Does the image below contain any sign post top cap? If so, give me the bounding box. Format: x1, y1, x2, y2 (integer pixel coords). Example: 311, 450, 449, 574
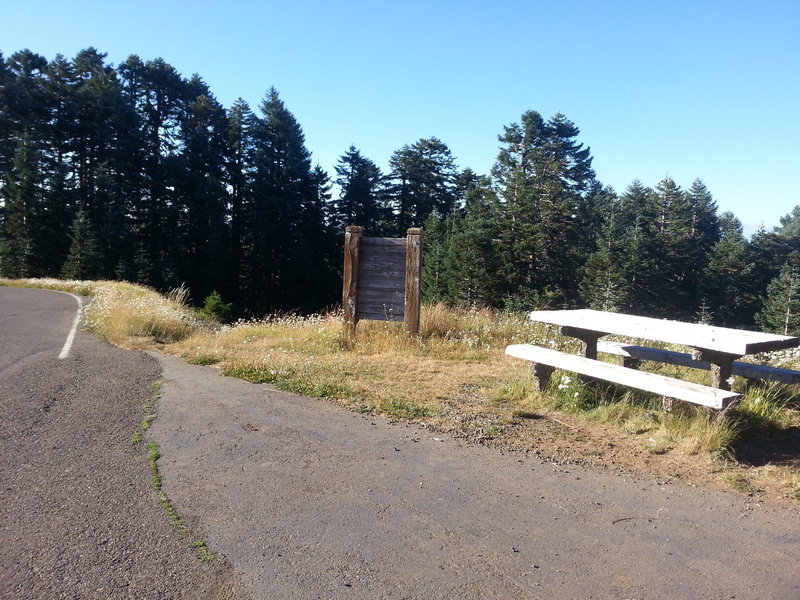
345, 225, 363, 233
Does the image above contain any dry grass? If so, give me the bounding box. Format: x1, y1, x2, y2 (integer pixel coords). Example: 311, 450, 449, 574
4, 278, 799, 501
169, 305, 552, 421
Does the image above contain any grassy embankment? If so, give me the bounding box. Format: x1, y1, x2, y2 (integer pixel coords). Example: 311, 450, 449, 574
3, 277, 798, 501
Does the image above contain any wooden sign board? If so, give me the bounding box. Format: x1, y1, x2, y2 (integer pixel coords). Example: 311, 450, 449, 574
342, 226, 422, 336
358, 237, 407, 321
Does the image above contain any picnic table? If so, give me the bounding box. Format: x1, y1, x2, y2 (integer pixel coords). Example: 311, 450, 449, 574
505, 309, 800, 410
527, 309, 800, 390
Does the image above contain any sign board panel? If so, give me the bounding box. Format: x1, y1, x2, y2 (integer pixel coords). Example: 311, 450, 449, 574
357, 237, 406, 321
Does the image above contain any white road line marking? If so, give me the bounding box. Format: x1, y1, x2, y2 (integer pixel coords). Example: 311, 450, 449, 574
57, 292, 84, 360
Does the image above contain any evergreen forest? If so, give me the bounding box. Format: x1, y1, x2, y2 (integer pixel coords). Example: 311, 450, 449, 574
2, 48, 799, 333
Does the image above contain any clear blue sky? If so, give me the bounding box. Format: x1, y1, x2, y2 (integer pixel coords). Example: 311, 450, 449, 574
3, 0, 798, 235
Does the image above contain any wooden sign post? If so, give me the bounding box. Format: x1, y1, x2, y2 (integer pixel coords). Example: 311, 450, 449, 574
342, 226, 422, 337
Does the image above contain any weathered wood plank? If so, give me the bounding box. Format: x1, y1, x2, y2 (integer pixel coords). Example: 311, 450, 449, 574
404, 228, 422, 336
358, 288, 405, 301
359, 259, 406, 272
506, 344, 741, 409
598, 341, 800, 385
342, 226, 362, 335
529, 309, 799, 356
360, 251, 403, 262
361, 237, 407, 249
357, 303, 404, 319
360, 267, 405, 279
359, 279, 406, 295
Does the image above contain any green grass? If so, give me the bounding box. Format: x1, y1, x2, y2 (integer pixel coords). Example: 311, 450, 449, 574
134, 383, 215, 561
722, 472, 759, 494
222, 364, 363, 401
132, 381, 161, 445
382, 398, 438, 419
147, 443, 162, 489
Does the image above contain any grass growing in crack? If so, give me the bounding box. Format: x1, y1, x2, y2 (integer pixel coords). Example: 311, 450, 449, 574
147, 443, 162, 489
133, 381, 162, 445
147, 441, 214, 561
191, 541, 214, 562
137, 384, 213, 562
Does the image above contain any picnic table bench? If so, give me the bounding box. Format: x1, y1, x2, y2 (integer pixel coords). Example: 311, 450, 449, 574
505, 309, 800, 410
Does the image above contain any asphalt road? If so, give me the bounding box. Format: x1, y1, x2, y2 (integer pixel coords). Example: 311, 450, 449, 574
0, 287, 245, 599
2, 286, 799, 599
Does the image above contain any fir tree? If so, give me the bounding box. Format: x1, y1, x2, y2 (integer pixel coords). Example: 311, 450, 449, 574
387, 137, 458, 235
491, 110, 595, 307
756, 265, 800, 335
444, 180, 500, 307
61, 209, 101, 279
175, 76, 230, 302
701, 212, 755, 325
332, 145, 386, 233
0, 131, 41, 277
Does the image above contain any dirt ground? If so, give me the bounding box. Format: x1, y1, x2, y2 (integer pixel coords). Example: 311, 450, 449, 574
416, 383, 800, 507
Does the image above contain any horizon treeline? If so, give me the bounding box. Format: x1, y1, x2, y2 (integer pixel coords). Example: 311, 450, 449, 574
2, 49, 800, 332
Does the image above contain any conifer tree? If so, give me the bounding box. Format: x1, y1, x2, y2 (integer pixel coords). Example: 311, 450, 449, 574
491, 110, 595, 307
746, 224, 800, 307
756, 264, 800, 335
118, 55, 187, 288
225, 98, 256, 303
387, 137, 458, 235
701, 212, 754, 325
443, 179, 500, 307
61, 209, 101, 279
242, 87, 330, 313
332, 145, 387, 233
175, 76, 230, 302
420, 211, 453, 304
0, 131, 40, 277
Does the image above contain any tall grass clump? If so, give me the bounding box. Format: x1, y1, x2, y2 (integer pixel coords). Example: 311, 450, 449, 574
84, 281, 203, 347
0, 277, 97, 297
730, 383, 795, 439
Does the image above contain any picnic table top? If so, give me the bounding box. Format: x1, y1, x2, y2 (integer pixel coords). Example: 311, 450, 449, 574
528, 309, 800, 357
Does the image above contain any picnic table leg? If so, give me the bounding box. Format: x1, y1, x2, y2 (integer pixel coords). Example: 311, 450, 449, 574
530, 363, 555, 391
560, 327, 605, 360
692, 349, 740, 391
559, 327, 607, 386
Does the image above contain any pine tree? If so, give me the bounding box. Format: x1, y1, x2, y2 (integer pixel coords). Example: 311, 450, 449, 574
332, 145, 387, 233
242, 87, 327, 313
420, 211, 453, 304
491, 110, 595, 307
443, 180, 501, 307
225, 98, 256, 304
756, 265, 800, 335
61, 209, 101, 279
746, 225, 798, 306
775, 205, 800, 237
0, 131, 41, 277
387, 137, 459, 235
118, 55, 187, 288
701, 212, 755, 325
175, 75, 230, 303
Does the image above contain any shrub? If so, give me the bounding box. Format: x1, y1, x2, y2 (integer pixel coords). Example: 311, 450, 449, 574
198, 290, 233, 323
